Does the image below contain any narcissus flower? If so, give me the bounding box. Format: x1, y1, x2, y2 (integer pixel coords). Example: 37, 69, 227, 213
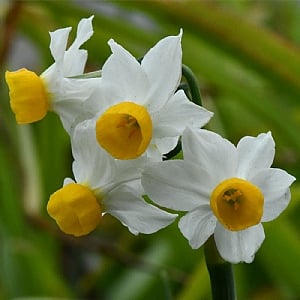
5, 16, 98, 133
90, 30, 213, 160
142, 127, 295, 263
47, 120, 176, 237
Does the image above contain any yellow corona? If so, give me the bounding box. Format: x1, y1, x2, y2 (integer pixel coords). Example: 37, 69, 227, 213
210, 178, 264, 231
47, 183, 102, 236
5, 68, 49, 124
96, 101, 152, 159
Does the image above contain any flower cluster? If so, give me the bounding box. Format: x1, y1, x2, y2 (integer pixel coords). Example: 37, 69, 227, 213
5, 17, 295, 264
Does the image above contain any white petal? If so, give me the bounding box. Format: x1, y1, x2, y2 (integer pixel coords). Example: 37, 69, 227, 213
152, 90, 213, 137
63, 177, 75, 186
51, 78, 99, 133
113, 158, 146, 183
101, 39, 149, 104
81, 84, 107, 114
45, 17, 94, 78
126, 179, 145, 197
103, 185, 177, 235
69, 16, 94, 50
142, 160, 213, 211
54, 98, 84, 134
145, 144, 162, 162
141, 30, 182, 111
49, 27, 71, 67
71, 119, 116, 189
214, 223, 265, 263
93, 81, 122, 113
54, 77, 98, 102
178, 206, 216, 249
64, 16, 94, 76
250, 168, 295, 222
63, 49, 88, 77
182, 127, 237, 182
236, 132, 275, 179
153, 136, 179, 157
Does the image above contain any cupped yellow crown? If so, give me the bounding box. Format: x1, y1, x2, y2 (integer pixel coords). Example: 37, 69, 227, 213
5, 68, 49, 124
96, 101, 152, 160
47, 183, 102, 237
210, 178, 264, 231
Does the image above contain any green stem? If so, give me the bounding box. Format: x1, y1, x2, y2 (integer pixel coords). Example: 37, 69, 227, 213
160, 270, 173, 300
164, 64, 203, 160
182, 64, 203, 106
204, 236, 237, 300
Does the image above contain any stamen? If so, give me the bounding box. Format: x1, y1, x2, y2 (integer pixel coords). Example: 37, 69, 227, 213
223, 189, 242, 210
117, 115, 140, 138
117, 115, 139, 128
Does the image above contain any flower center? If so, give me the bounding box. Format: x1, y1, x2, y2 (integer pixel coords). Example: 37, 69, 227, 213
210, 178, 264, 231
5, 68, 49, 124
96, 101, 152, 159
47, 183, 102, 236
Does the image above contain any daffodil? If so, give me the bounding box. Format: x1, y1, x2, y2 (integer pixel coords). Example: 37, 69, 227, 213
89, 30, 213, 160
5, 16, 98, 133
47, 119, 177, 237
142, 127, 295, 263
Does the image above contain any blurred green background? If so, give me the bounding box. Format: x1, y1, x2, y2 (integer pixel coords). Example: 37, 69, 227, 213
1, 1, 300, 299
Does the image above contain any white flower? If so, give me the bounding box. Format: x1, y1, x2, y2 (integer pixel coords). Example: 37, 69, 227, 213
142, 127, 295, 263
47, 119, 176, 237
5, 16, 98, 133
88, 30, 213, 160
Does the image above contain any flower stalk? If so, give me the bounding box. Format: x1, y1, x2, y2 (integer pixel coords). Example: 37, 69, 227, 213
164, 64, 205, 160
204, 236, 236, 300
182, 64, 203, 106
